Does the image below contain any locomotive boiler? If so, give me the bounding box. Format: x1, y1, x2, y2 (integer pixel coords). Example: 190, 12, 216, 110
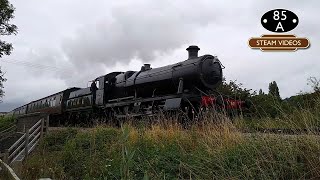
109, 45, 223, 99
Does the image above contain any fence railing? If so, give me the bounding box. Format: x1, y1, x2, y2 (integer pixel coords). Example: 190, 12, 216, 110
4, 117, 47, 164
0, 123, 16, 141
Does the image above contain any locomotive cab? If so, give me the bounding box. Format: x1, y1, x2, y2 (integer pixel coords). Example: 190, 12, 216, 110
92, 78, 103, 106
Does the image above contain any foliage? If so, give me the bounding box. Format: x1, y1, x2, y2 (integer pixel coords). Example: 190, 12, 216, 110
0, 0, 17, 57
41, 128, 78, 151
249, 93, 282, 118
258, 88, 264, 95
307, 77, 320, 93
0, 115, 15, 131
216, 79, 284, 118
21, 117, 320, 179
215, 77, 320, 119
216, 78, 255, 99
0, 0, 17, 101
268, 81, 281, 100
20, 97, 320, 179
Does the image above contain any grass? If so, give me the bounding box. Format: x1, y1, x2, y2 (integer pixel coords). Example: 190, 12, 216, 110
0, 159, 17, 180
17, 94, 320, 179
235, 96, 320, 131
20, 118, 320, 179
0, 116, 15, 132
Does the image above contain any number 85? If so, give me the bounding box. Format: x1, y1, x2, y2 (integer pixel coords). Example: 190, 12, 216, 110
273, 10, 287, 20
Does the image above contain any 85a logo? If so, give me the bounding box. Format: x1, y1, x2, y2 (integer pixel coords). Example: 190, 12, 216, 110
261, 9, 298, 33
248, 9, 310, 52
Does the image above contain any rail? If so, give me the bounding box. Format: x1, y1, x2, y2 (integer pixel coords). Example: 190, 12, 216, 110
4, 117, 47, 164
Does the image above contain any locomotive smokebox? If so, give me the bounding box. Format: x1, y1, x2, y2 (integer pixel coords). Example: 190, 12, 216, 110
186, 45, 200, 59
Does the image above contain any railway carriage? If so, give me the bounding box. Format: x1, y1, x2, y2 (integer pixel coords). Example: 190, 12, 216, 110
12, 105, 27, 116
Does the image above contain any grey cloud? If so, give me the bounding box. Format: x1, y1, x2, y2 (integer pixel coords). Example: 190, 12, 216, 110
61, 0, 219, 70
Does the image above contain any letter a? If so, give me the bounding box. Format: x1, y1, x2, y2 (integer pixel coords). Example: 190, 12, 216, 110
275, 22, 284, 32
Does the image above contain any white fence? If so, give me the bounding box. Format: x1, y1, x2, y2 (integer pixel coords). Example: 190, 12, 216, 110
3, 117, 48, 164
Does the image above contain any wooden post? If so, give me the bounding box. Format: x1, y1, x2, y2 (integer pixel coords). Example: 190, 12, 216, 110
40, 118, 44, 140
24, 128, 29, 158
46, 115, 49, 134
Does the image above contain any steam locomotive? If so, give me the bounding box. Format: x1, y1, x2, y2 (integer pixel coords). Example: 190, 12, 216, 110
10, 46, 247, 125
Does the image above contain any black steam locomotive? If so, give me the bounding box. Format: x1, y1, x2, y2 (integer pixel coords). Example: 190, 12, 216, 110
10, 45, 244, 125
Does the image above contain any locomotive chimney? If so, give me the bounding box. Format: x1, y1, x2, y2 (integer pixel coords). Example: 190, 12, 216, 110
144, 64, 151, 70
141, 64, 151, 71
186, 45, 200, 59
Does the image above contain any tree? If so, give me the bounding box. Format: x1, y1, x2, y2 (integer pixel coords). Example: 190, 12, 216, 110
0, 0, 17, 101
268, 81, 281, 100
258, 89, 264, 95
216, 78, 254, 100
0, 0, 17, 57
307, 77, 320, 93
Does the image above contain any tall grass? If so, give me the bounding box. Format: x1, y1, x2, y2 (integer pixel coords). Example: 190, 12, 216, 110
0, 116, 15, 131
235, 93, 320, 131
20, 109, 320, 179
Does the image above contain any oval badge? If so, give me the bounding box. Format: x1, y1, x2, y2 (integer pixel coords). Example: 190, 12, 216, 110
261, 9, 299, 33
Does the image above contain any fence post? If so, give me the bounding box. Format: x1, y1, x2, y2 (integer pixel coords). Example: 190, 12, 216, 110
24, 128, 29, 158
40, 118, 44, 140
46, 115, 49, 134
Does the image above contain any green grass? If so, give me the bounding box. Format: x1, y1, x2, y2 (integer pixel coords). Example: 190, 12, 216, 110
234, 94, 320, 131
19, 94, 320, 179
0, 116, 15, 131
20, 121, 320, 179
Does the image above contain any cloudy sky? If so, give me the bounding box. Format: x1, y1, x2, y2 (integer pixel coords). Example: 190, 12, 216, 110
0, 0, 319, 111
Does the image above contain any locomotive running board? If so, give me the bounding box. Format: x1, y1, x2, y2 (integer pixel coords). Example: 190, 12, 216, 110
108, 96, 135, 102
104, 94, 196, 108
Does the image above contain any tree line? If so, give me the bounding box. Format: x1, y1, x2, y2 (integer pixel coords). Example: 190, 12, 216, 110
217, 77, 320, 118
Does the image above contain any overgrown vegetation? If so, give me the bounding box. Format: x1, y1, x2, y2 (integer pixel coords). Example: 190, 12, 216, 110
21, 107, 320, 179
20, 124, 320, 179
217, 77, 320, 119
0, 115, 15, 131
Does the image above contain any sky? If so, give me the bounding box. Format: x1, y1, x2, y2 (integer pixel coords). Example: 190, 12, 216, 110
0, 0, 319, 111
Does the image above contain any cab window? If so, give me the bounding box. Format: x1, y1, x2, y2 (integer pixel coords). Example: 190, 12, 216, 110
95, 80, 100, 89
